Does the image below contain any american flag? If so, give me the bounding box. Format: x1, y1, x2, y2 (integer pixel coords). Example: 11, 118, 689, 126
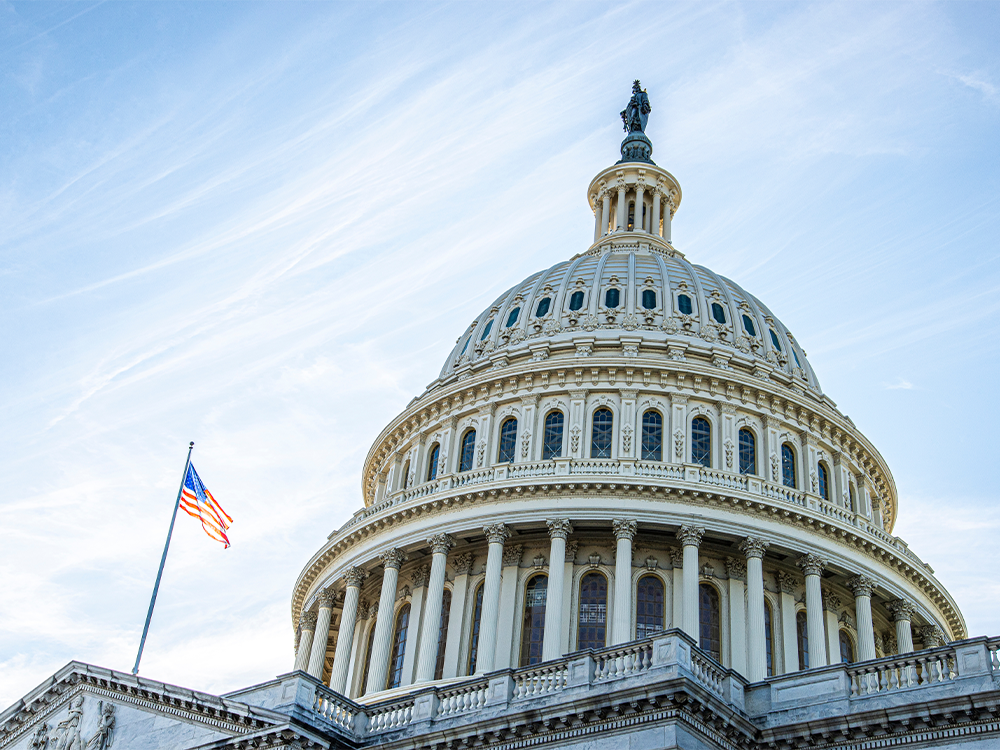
179, 464, 232, 548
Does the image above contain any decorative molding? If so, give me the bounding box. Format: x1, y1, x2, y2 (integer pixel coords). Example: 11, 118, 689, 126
725, 557, 746, 582
451, 552, 474, 575
776, 571, 797, 594
410, 564, 430, 588
502, 544, 523, 567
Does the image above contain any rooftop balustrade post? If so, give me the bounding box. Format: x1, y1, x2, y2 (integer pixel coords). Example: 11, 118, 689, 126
485, 673, 514, 707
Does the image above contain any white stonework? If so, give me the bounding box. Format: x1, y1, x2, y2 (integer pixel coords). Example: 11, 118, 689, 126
4, 86, 999, 750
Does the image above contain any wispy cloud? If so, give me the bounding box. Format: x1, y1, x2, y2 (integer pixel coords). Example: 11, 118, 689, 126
884, 378, 916, 390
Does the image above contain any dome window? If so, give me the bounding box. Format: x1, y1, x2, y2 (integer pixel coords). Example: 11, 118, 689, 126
497, 418, 517, 463
742, 314, 757, 337
590, 408, 614, 458
678, 294, 693, 315
577, 572, 608, 650
711, 303, 726, 325
635, 575, 664, 639
691, 417, 711, 467
791, 348, 802, 368
459, 430, 477, 472
641, 290, 656, 309
738, 428, 756, 475
818, 463, 830, 501
535, 297, 551, 317
387, 604, 411, 689
641, 410, 663, 461
426, 444, 440, 482
769, 329, 782, 351
605, 288, 620, 308
699, 584, 721, 662
506, 307, 520, 327
460, 337, 471, 355
569, 291, 585, 311
480, 320, 494, 341
519, 574, 548, 666
781, 444, 796, 488
543, 411, 564, 459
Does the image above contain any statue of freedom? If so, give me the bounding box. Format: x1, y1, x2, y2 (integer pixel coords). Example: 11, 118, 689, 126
620, 80, 651, 133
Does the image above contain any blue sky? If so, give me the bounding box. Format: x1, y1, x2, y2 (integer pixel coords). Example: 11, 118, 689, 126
2, 1, 998, 707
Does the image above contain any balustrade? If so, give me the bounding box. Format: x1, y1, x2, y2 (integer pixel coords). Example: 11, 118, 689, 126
312, 685, 359, 732
593, 642, 652, 681
849, 650, 955, 696
512, 663, 568, 699
436, 680, 489, 718
689, 649, 725, 697
366, 699, 414, 733
988, 638, 1000, 673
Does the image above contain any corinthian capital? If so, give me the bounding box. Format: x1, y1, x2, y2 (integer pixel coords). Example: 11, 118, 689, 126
427, 533, 456, 555
318, 588, 336, 608
677, 525, 705, 548
452, 552, 474, 575
887, 598, 915, 622
547, 519, 573, 539
846, 574, 875, 598
301, 611, 317, 630
483, 523, 511, 545
612, 518, 638, 541
502, 544, 523, 567
739, 536, 770, 560
919, 625, 945, 647
344, 566, 369, 588
796, 553, 826, 577
380, 548, 406, 571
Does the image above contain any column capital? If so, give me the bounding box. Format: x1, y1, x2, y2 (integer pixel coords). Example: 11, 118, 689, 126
344, 566, 369, 588
847, 574, 876, 598
452, 552, 474, 575
739, 536, 770, 560
317, 588, 336, 608
483, 523, 511, 545
380, 548, 406, 570
677, 525, 705, 547
725, 556, 746, 582
546, 519, 573, 539
427, 533, 456, 555
776, 570, 798, 594
796, 553, 827, 576
301, 610, 317, 630
919, 625, 945, 647
668, 546, 684, 568
502, 543, 523, 567
887, 598, 915, 622
822, 589, 842, 612
410, 563, 430, 588
612, 518, 638, 541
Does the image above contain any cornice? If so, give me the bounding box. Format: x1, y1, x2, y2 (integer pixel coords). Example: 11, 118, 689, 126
291, 475, 962, 643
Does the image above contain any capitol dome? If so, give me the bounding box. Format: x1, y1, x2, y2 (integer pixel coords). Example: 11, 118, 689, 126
289, 83, 965, 708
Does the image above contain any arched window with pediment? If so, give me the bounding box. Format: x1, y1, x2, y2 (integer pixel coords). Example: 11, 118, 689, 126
577, 572, 608, 650
839, 630, 855, 664
459, 430, 476, 473
543, 411, 564, 459
433, 589, 452, 680
782, 444, 797, 488
641, 410, 663, 461
699, 584, 721, 661
497, 418, 517, 463
818, 462, 830, 500
467, 582, 485, 675
796, 610, 809, 670
426, 444, 440, 482
386, 604, 411, 689
636, 575, 665, 639
591, 408, 614, 458
520, 574, 548, 666
738, 428, 756, 475
692, 417, 711, 467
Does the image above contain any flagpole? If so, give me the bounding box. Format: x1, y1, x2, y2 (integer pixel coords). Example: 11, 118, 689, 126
132, 441, 194, 675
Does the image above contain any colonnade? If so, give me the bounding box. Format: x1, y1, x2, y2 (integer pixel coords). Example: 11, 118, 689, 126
592, 179, 676, 243
298, 521, 924, 695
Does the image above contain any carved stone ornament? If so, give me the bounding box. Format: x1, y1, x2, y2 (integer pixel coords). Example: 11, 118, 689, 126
673, 429, 685, 458
612, 518, 638, 541
770, 452, 779, 481
700, 563, 715, 578
796, 553, 826, 577
739, 536, 769, 560
668, 547, 684, 568
645, 556, 658, 571
677, 525, 705, 547
344, 566, 369, 588
29, 722, 50, 750
822, 589, 842, 612
725, 557, 746, 582
565, 540, 579, 562
428, 533, 456, 555
621, 423, 633, 453
410, 564, 430, 588
547, 518, 573, 539
840, 612, 856, 628
887, 598, 915, 622
318, 588, 337, 608
724, 438, 734, 468
847, 574, 875, 598
776, 571, 797, 594
484, 523, 511, 545
919, 625, 946, 647
533, 554, 546, 569
380, 548, 406, 570
397, 585, 411, 601
302, 610, 318, 630
588, 553, 602, 568
503, 544, 523, 567
368, 601, 380, 619
452, 552, 474, 575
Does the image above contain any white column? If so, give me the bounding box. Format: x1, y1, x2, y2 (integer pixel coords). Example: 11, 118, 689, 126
294, 611, 316, 672
442, 553, 472, 679
475, 524, 510, 674
400, 574, 425, 686
602, 192, 612, 236
726, 557, 747, 677
330, 567, 367, 693
593, 194, 603, 242
741, 537, 770, 682
616, 180, 627, 231
345, 602, 369, 697
494, 544, 522, 669
307, 589, 336, 679
823, 590, 842, 663
651, 191, 661, 238
664, 192, 675, 242
670, 548, 683, 628
365, 548, 406, 694
777, 572, 798, 673
847, 575, 877, 661
888, 599, 915, 653
611, 519, 637, 645
797, 554, 827, 668
415, 534, 455, 683
678, 525, 704, 640
633, 184, 644, 232
542, 519, 572, 660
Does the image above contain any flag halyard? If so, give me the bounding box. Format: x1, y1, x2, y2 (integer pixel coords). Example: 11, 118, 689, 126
179, 464, 233, 548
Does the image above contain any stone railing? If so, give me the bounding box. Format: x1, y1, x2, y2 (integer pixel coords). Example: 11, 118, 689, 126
848, 649, 955, 696
366, 696, 414, 733
987, 637, 1000, 674
312, 683, 362, 732
512, 661, 568, 698
698, 467, 748, 492
435, 679, 489, 718
593, 641, 653, 681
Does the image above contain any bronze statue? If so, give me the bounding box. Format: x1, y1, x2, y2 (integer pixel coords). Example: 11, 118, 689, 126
620, 80, 651, 133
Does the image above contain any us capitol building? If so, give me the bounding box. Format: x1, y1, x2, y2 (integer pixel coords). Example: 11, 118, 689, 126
4, 84, 999, 750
